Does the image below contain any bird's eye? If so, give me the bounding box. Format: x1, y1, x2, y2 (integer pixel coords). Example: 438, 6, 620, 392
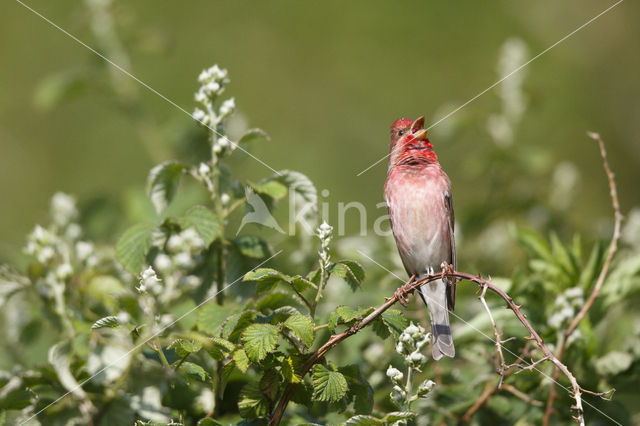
398, 130, 405, 136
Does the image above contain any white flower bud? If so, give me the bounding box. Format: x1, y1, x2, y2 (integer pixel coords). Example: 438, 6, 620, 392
65, 223, 82, 240
220, 193, 230, 205
198, 162, 210, 176
167, 234, 184, 253
154, 253, 172, 272
174, 252, 194, 269
56, 263, 73, 280
193, 108, 207, 122
219, 97, 235, 116
38, 246, 55, 263
51, 192, 78, 227
206, 82, 220, 94
195, 90, 208, 104
75, 241, 94, 261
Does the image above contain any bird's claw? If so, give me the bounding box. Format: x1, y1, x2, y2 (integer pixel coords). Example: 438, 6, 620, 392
391, 278, 415, 307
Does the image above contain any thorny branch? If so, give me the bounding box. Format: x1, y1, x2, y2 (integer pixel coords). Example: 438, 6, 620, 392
270, 268, 600, 426
269, 133, 618, 426
543, 132, 622, 426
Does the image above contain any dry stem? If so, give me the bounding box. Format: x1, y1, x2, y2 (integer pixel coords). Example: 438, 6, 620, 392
543, 133, 622, 425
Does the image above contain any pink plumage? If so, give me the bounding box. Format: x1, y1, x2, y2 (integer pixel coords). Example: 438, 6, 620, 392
384, 116, 457, 360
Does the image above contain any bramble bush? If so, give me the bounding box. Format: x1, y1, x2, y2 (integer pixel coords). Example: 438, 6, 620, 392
2, 6, 640, 424
2, 63, 640, 426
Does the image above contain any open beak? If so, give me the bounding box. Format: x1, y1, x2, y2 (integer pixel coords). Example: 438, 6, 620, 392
410, 116, 425, 132
412, 129, 427, 140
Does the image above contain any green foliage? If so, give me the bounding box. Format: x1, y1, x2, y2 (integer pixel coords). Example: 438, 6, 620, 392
3, 44, 640, 426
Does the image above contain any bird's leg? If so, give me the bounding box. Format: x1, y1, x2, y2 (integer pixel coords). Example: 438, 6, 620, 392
389, 274, 416, 306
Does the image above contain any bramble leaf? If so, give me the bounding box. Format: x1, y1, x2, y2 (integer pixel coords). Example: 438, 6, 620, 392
147, 161, 186, 214
238, 382, 269, 419
91, 316, 121, 330
283, 314, 315, 348
178, 205, 220, 246
242, 324, 279, 362
115, 223, 154, 274
312, 364, 348, 403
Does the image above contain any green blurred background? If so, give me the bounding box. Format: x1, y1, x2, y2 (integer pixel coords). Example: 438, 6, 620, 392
1, 0, 639, 261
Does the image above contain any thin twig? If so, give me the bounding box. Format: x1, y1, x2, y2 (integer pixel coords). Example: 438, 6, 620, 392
479, 283, 508, 388
544, 133, 622, 425
502, 383, 543, 407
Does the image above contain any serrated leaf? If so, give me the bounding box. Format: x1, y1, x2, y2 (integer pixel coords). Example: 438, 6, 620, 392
115, 223, 154, 274
595, 351, 633, 376
49, 342, 87, 400
281, 356, 301, 383
249, 180, 288, 201
243, 268, 292, 285
271, 170, 317, 220
312, 364, 348, 402
331, 260, 365, 291
383, 411, 416, 422
197, 302, 235, 335
283, 314, 315, 348
91, 316, 121, 330
147, 161, 186, 214
242, 324, 279, 362
238, 382, 269, 419
179, 361, 209, 381
238, 128, 270, 144
233, 349, 250, 373
211, 337, 235, 353
235, 235, 270, 259
343, 415, 382, 426
381, 310, 408, 339
340, 364, 374, 415
178, 205, 220, 246
169, 339, 202, 358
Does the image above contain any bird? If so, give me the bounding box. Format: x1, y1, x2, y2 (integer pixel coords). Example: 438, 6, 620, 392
384, 116, 457, 360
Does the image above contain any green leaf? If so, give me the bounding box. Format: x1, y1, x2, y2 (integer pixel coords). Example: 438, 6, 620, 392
91, 316, 121, 330
244, 268, 292, 285
272, 170, 318, 219
0, 383, 35, 410
147, 161, 186, 214
517, 228, 553, 263
381, 310, 408, 339
238, 128, 270, 144
249, 180, 288, 201
198, 418, 223, 426
179, 361, 209, 382
340, 364, 374, 414
197, 302, 235, 335
312, 364, 348, 402
211, 337, 235, 353
283, 314, 315, 348
115, 223, 154, 274
235, 235, 270, 259
178, 205, 220, 246
331, 260, 365, 291
343, 415, 382, 426
383, 412, 416, 422
169, 339, 202, 358
49, 341, 87, 400
242, 324, 279, 362
233, 349, 250, 373
595, 351, 633, 376
238, 382, 269, 419
281, 356, 301, 383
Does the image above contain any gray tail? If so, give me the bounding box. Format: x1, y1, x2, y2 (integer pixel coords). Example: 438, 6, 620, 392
418, 279, 455, 360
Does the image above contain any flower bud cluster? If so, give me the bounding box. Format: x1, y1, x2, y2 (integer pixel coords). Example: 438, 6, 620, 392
547, 286, 584, 329
316, 221, 333, 272
137, 266, 162, 295
395, 322, 431, 368
192, 65, 237, 159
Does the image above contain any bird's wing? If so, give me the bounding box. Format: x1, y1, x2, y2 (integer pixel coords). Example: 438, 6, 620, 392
444, 192, 456, 310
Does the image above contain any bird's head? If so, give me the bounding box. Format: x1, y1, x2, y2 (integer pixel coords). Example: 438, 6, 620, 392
388, 116, 437, 170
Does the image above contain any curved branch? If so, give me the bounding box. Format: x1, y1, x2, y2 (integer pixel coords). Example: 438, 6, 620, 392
544, 132, 622, 425
269, 269, 590, 425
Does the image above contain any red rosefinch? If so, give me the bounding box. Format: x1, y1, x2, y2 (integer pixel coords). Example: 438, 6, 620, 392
384, 116, 457, 360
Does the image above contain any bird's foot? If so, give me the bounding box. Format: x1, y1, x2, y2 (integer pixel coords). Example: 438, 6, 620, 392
388, 276, 416, 306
